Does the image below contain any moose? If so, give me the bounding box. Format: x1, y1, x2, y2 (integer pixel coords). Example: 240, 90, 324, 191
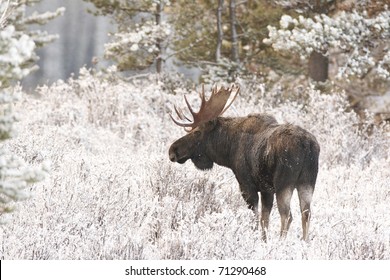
168, 84, 320, 241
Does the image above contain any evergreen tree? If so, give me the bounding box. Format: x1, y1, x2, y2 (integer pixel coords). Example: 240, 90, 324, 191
84, 0, 171, 73
171, 0, 294, 81
0, 0, 63, 221
264, 1, 390, 81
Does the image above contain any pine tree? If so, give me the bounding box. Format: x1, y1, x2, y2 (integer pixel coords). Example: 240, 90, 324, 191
171, 0, 293, 82
0, 0, 63, 222
84, 0, 171, 73
264, 1, 390, 81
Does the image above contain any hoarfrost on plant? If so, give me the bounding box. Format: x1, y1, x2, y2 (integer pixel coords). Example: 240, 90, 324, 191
264, 9, 390, 79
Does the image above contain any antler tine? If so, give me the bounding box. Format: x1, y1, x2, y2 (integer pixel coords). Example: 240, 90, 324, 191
169, 102, 194, 127
183, 95, 198, 117
174, 105, 192, 122
220, 83, 240, 115
169, 112, 191, 127
211, 84, 217, 94
198, 83, 207, 111
211, 84, 219, 98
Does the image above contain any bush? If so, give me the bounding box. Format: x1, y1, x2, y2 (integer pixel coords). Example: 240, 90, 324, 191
1, 72, 389, 259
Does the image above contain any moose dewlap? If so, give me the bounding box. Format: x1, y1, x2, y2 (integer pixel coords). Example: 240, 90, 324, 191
168, 84, 320, 241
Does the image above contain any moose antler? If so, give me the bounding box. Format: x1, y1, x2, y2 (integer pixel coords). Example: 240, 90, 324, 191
170, 84, 240, 132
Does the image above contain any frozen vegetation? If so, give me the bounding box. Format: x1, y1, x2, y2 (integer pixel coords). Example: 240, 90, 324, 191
0, 70, 389, 259
264, 9, 390, 80
0, 0, 62, 223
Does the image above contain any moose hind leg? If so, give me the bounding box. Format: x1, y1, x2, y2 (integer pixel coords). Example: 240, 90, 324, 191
276, 187, 293, 239
260, 192, 274, 242
297, 185, 314, 241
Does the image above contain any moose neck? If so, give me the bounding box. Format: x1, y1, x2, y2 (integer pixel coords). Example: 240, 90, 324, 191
203, 117, 238, 169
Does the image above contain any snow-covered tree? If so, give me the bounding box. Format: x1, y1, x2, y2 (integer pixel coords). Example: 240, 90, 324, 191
84, 0, 171, 73
0, 0, 63, 221
263, 3, 390, 81
1, 0, 64, 87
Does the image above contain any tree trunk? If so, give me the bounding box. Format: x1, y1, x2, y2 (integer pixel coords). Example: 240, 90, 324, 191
308, 51, 329, 82
216, 0, 224, 62
155, 2, 163, 74
229, 0, 239, 63
307, 0, 331, 82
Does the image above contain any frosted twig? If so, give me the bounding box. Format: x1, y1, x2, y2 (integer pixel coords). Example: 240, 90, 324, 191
0, 0, 11, 28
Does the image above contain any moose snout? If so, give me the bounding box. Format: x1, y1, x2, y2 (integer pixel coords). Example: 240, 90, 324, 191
169, 145, 178, 162
169, 152, 177, 162
169, 144, 189, 164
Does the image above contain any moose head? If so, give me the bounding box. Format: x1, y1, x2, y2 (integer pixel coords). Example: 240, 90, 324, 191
169, 84, 239, 170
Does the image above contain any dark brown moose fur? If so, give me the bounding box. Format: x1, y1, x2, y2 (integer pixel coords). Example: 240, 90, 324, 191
169, 113, 320, 241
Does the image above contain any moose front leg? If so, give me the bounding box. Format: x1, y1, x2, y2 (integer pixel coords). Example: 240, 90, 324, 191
260, 192, 274, 242
239, 184, 259, 230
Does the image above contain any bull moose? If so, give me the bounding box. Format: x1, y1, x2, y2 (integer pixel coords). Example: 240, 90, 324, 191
168, 84, 320, 241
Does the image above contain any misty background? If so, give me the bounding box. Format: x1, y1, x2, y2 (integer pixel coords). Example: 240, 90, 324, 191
18, 0, 390, 119
23, 0, 113, 89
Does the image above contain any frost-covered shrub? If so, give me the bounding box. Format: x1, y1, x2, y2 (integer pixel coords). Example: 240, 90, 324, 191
1, 71, 389, 259
201, 58, 244, 84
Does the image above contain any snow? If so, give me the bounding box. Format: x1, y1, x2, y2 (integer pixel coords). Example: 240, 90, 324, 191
0, 71, 389, 259
264, 9, 390, 80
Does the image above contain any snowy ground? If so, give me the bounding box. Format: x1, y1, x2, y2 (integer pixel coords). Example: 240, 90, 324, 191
1, 71, 389, 259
